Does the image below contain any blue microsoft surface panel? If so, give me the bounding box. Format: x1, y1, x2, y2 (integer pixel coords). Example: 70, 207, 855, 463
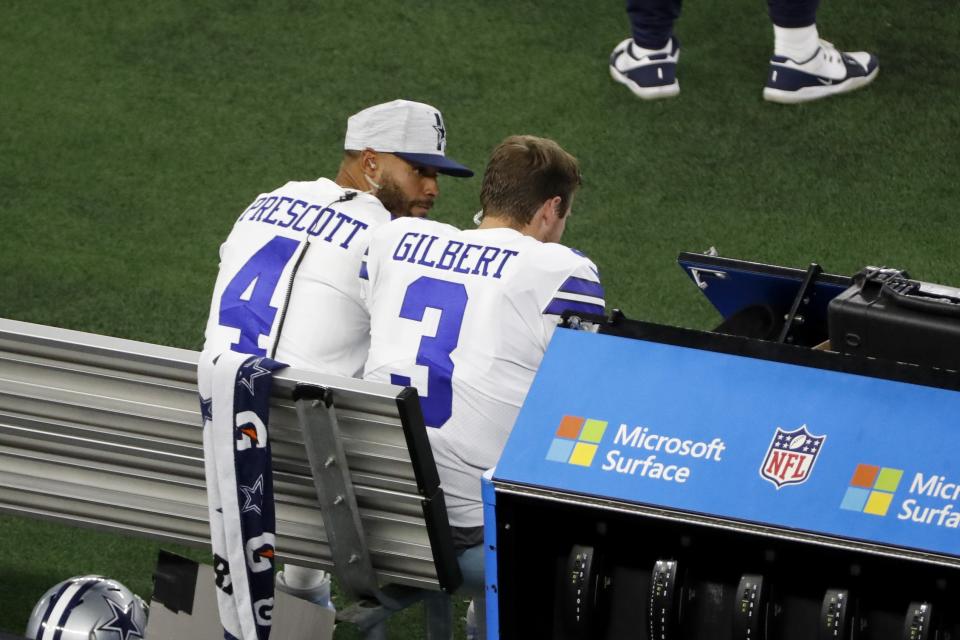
495, 329, 960, 561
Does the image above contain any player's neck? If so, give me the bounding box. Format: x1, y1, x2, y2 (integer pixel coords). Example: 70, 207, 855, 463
478, 212, 521, 231
334, 163, 367, 191
478, 212, 539, 239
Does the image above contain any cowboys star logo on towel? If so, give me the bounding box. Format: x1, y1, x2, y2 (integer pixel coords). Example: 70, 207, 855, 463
759, 424, 826, 489
239, 357, 272, 395
240, 475, 265, 515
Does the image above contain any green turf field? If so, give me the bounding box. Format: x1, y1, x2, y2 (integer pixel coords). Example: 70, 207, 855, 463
1, 0, 958, 636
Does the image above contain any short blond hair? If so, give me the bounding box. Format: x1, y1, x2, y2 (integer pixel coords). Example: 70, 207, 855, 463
480, 135, 581, 225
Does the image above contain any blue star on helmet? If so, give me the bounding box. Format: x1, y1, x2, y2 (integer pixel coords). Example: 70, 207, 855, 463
240, 474, 265, 515
97, 596, 144, 640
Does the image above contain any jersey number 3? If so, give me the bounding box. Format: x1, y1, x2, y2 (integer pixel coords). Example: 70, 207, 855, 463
391, 277, 468, 428
219, 236, 300, 356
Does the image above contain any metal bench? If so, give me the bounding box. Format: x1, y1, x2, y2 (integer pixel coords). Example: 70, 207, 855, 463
0, 317, 461, 637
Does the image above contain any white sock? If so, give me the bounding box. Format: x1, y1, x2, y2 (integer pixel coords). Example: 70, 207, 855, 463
773, 24, 819, 62
630, 38, 672, 58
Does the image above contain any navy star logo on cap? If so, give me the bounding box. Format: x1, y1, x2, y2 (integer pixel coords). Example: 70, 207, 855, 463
432, 113, 446, 151
97, 597, 144, 640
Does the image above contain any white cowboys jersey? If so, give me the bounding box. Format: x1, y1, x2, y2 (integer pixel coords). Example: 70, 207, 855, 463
202, 177, 391, 376
361, 217, 605, 527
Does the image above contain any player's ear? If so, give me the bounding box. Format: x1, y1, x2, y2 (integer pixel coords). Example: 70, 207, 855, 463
531, 198, 552, 227
528, 197, 561, 242
360, 149, 381, 178
548, 196, 563, 221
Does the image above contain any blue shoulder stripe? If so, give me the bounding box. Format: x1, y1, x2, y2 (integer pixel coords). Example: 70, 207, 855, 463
543, 298, 605, 317
559, 276, 604, 299
359, 261, 369, 280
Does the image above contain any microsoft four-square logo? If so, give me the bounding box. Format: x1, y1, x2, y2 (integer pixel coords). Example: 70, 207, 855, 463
546, 415, 608, 467
840, 464, 904, 516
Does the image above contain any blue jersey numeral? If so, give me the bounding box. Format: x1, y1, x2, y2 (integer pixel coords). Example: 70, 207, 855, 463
219, 236, 300, 356
390, 276, 468, 428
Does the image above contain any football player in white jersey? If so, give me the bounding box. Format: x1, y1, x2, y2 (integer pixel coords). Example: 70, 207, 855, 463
361, 135, 603, 636
199, 99, 472, 606
201, 99, 473, 373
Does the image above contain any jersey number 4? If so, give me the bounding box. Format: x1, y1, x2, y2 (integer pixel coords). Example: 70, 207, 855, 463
219, 236, 300, 356
391, 277, 468, 428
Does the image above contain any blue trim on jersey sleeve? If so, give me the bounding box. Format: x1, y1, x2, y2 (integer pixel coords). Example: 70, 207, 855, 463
543, 299, 605, 317
359, 261, 369, 280
566, 247, 600, 278
558, 276, 604, 299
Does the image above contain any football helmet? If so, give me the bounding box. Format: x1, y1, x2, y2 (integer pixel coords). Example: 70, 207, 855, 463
25, 575, 147, 640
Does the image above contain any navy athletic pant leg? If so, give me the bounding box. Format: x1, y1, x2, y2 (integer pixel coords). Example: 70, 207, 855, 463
626, 0, 682, 50
767, 0, 820, 28
626, 0, 820, 44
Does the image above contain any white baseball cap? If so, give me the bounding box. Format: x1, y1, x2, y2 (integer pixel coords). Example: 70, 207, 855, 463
344, 99, 473, 177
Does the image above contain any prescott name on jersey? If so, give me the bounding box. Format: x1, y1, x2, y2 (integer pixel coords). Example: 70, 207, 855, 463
237, 193, 372, 249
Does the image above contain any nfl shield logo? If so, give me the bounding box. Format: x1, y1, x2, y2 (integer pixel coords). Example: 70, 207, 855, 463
759, 425, 826, 489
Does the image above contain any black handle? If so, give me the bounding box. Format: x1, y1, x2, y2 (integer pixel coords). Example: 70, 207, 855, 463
882, 278, 960, 318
